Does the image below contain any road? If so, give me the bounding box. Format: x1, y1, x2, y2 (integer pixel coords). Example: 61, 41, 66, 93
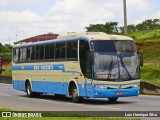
0, 83, 160, 112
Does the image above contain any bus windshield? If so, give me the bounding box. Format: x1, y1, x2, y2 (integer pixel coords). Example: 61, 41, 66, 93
91, 40, 140, 81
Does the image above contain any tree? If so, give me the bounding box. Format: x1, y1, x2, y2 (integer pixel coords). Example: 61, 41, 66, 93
3, 44, 12, 53
0, 43, 3, 53
135, 19, 160, 31
85, 22, 119, 34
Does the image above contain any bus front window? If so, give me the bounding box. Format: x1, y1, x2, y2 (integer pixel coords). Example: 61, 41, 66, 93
92, 40, 140, 81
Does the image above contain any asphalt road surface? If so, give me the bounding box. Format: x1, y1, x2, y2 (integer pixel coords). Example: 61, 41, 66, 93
0, 83, 160, 111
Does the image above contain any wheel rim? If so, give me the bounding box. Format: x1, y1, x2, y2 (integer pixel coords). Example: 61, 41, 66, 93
72, 89, 78, 101
73, 89, 77, 99
27, 84, 31, 96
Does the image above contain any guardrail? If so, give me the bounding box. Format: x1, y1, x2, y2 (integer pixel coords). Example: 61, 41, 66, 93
140, 81, 160, 95
0, 75, 12, 84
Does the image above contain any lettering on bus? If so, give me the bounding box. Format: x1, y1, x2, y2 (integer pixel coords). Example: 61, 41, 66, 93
33, 65, 64, 70
40, 65, 53, 70
34, 65, 40, 70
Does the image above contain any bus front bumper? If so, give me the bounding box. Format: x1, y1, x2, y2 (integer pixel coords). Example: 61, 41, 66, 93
92, 87, 140, 98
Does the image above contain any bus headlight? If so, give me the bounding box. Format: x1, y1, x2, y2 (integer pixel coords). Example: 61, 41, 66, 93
132, 84, 139, 88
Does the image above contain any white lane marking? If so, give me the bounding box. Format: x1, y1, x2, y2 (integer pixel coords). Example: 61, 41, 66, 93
0, 83, 12, 86
96, 106, 121, 110
63, 102, 122, 110
1, 94, 11, 96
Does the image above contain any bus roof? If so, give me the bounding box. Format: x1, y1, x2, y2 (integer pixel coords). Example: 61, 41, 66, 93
13, 32, 133, 48
58, 32, 133, 41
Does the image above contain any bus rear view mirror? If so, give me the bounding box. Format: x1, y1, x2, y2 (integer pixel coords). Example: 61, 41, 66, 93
138, 52, 143, 67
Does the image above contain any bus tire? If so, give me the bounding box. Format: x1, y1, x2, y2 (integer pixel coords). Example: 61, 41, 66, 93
26, 82, 40, 98
108, 97, 118, 103
71, 88, 83, 103
55, 94, 66, 97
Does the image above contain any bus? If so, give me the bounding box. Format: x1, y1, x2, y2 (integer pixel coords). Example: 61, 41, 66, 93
12, 32, 141, 103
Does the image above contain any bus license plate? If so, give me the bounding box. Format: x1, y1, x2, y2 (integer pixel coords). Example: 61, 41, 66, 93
116, 92, 124, 95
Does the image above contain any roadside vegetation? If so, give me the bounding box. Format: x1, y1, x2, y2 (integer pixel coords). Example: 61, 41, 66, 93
141, 64, 160, 86
0, 117, 141, 120
2, 63, 12, 76
129, 29, 160, 42
140, 46, 160, 63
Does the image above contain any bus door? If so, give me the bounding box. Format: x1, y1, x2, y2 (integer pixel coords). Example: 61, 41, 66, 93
79, 40, 93, 97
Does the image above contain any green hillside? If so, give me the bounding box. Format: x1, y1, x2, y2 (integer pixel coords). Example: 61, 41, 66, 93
129, 29, 160, 42
140, 44, 160, 63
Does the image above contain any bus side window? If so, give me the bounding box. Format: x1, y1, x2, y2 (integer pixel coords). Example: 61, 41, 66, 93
13, 48, 19, 63
27, 46, 34, 61
18, 48, 23, 62
72, 41, 78, 59
67, 41, 78, 60
67, 42, 72, 58
61, 42, 67, 59
22, 47, 27, 61
45, 44, 50, 59
35, 45, 44, 60
55, 43, 61, 59
27, 47, 31, 61
31, 46, 35, 61
50, 44, 55, 59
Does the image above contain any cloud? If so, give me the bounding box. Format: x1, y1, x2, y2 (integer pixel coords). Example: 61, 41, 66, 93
46, 0, 120, 32
127, 0, 151, 12
152, 11, 160, 19
0, 10, 41, 23
0, 0, 10, 7
0, 0, 159, 45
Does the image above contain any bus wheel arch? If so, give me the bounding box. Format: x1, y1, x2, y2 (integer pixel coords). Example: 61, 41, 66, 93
25, 79, 32, 97
25, 79, 32, 92
25, 79, 40, 97
68, 80, 83, 103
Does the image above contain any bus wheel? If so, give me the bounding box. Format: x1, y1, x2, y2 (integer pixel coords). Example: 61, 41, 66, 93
71, 88, 83, 103
55, 94, 66, 97
26, 83, 40, 97
108, 97, 118, 103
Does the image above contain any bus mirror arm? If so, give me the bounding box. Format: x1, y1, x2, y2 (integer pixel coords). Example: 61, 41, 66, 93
138, 52, 143, 67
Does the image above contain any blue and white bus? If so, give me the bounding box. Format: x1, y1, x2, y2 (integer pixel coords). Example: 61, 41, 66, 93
12, 32, 140, 103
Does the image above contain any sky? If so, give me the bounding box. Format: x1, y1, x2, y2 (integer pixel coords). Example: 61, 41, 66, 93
0, 0, 160, 44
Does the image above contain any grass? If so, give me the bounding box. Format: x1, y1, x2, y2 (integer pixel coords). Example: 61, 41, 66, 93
2, 63, 12, 76
129, 29, 160, 42
0, 109, 140, 120
140, 46, 160, 63
0, 117, 140, 120
140, 64, 160, 86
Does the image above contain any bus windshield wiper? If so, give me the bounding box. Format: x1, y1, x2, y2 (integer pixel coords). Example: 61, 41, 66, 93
107, 55, 113, 79
119, 55, 132, 80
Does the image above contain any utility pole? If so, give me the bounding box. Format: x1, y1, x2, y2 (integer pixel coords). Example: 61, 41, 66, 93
123, 0, 128, 36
